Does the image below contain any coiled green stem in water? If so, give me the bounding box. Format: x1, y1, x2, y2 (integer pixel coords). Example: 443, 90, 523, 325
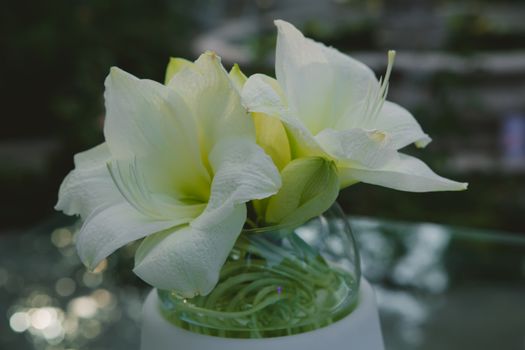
158, 231, 358, 338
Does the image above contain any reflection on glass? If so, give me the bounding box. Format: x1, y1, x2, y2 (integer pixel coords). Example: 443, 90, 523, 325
1, 224, 142, 350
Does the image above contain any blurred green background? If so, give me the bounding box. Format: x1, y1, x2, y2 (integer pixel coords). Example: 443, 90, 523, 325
1, 0, 525, 233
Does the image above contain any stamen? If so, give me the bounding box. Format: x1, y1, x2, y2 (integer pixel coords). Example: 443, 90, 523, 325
366, 50, 396, 124
381, 50, 396, 98
368, 130, 387, 143
361, 81, 376, 124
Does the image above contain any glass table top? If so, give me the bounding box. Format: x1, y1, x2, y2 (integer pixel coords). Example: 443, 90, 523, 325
1, 215, 524, 350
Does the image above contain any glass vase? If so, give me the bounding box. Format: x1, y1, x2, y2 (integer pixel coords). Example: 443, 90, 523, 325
156, 202, 361, 338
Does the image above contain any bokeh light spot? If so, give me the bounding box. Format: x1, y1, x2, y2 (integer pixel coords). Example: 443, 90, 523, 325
9, 312, 31, 332
69, 297, 98, 318
56, 277, 76, 297
51, 228, 73, 248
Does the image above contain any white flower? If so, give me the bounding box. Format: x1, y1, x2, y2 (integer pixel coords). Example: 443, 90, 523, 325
242, 20, 467, 192
56, 52, 281, 297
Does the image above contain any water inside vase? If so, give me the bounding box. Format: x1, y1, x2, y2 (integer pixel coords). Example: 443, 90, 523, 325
158, 203, 361, 338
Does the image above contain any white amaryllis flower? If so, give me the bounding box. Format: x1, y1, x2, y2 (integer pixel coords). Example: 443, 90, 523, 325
56, 52, 281, 297
243, 20, 467, 192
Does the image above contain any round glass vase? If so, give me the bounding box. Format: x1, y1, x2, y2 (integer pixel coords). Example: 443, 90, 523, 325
156, 202, 361, 338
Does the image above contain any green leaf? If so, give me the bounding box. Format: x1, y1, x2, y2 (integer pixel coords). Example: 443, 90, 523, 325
265, 157, 340, 225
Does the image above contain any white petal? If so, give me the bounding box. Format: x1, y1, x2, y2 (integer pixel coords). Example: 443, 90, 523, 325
168, 52, 255, 159
274, 20, 378, 133
107, 157, 207, 220
351, 101, 432, 150
133, 137, 280, 296
315, 128, 397, 169
242, 73, 287, 116
340, 153, 468, 192
197, 137, 281, 226
76, 202, 191, 269
55, 143, 122, 219
104, 67, 210, 199
243, 74, 324, 159
73, 142, 110, 169
133, 204, 246, 296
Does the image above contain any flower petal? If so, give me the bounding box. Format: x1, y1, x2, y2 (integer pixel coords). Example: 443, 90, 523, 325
107, 157, 207, 220
242, 73, 287, 116
199, 137, 281, 225
76, 201, 192, 270
104, 67, 210, 200
167, 52, 254, 160
164, 57, 193, 84
242, 73, 324, 159
133, 204, 246, 297
133, 136, 280, 296
229, 63, 247, 93
274, 20, 378, 133
340, 153, 468, 192
347, 101, 432, 150
265, 157, 340, 225
315, 128, 397, 169
55, 143, 122, 219
253, 112, 291, 171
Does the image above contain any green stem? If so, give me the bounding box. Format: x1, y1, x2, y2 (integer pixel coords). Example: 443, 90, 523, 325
160, 232, 358, 338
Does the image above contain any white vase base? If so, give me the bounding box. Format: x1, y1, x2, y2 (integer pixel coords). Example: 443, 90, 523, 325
141, 279, 384, 350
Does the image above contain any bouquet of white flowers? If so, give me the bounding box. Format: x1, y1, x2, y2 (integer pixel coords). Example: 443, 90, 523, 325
56, 20, 466, 341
